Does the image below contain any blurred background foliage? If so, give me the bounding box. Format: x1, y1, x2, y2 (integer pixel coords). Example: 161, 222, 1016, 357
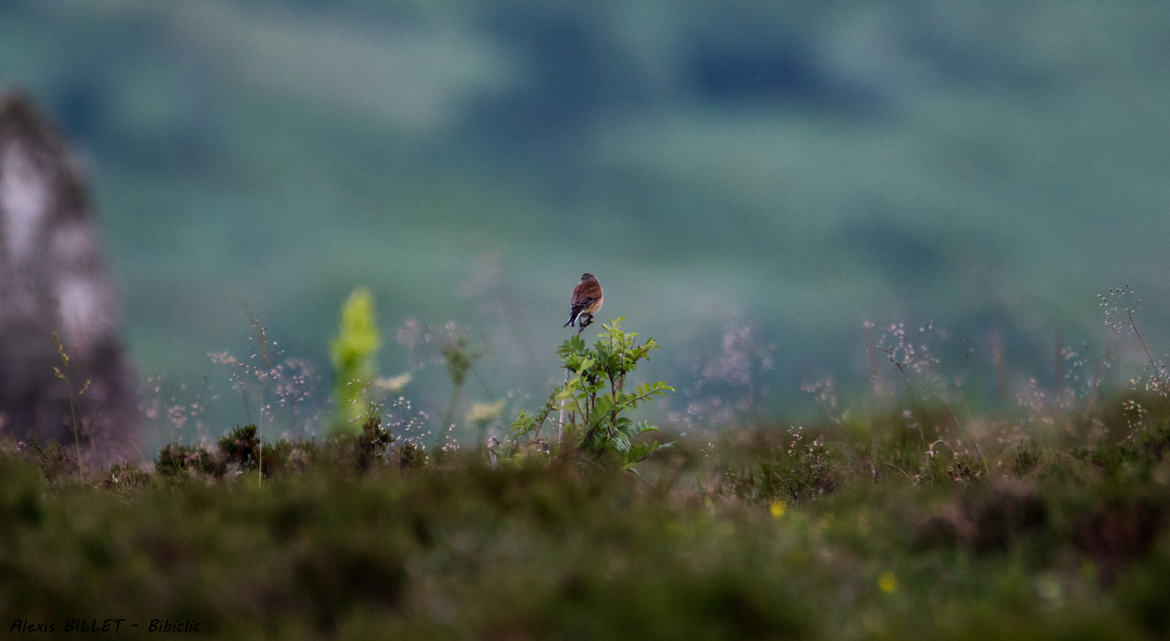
3, 0, 1169, 430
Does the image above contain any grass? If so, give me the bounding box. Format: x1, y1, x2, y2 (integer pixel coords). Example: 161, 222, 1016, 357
3, 390, 1169, 640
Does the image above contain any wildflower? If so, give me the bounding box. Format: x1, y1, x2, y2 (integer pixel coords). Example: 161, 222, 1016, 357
878, 571, 898, 593
769, 500, 787, 519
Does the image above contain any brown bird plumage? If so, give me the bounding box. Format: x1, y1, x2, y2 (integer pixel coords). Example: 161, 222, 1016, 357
563, 273, 603, 328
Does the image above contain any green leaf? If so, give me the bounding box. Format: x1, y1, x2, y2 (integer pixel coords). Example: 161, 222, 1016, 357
623, 440, 673, 469
623, 421, 659, 439
593, 394, 614, 415
611, 430, 631, 453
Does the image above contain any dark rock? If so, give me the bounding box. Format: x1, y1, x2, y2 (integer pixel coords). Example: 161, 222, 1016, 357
0, 92, 138, 465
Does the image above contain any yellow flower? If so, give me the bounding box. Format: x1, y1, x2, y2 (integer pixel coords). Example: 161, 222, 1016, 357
769, 501, 787, 519
878, 571, 898, 593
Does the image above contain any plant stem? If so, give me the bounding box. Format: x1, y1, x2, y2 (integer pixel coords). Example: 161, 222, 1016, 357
557, 324, 587, 446
557, 368, 570, 446
864, 323, 879, 481
1128, 309, 1165, 388
440, 381, 464, 453
52, 333, 85, 477
257, 389, 263, 488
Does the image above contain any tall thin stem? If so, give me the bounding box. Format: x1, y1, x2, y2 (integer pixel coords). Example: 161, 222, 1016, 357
52, 333, 85, 476
557, 323, 587, 445
1128, 309, 1165, 388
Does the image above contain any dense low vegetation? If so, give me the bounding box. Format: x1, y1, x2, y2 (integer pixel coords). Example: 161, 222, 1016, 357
3, 387, 1169, 640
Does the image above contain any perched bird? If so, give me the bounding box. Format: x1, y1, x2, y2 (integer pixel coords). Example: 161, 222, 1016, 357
563, 273, 603, 328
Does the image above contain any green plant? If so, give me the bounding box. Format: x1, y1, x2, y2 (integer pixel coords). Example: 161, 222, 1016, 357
104, 462, 151, 492
155, 442, 221, 479
335, 415, 395, 472
722, 426, 841, 504
29, 438, 71, 487
510, 318, 673, 470
219, 424, 261, 470
330, 288, 382, 436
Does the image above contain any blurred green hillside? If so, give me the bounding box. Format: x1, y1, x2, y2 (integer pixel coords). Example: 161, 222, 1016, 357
3, 1, 1169, 428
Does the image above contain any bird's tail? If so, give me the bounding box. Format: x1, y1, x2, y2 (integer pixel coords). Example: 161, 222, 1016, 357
563, 314, 575, 327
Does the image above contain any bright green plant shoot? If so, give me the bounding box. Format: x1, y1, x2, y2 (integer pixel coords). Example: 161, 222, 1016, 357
330, 287, 381, 436
510, 317, 673, 470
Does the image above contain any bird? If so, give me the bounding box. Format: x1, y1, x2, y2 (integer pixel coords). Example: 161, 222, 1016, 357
563, 273, 603, 328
